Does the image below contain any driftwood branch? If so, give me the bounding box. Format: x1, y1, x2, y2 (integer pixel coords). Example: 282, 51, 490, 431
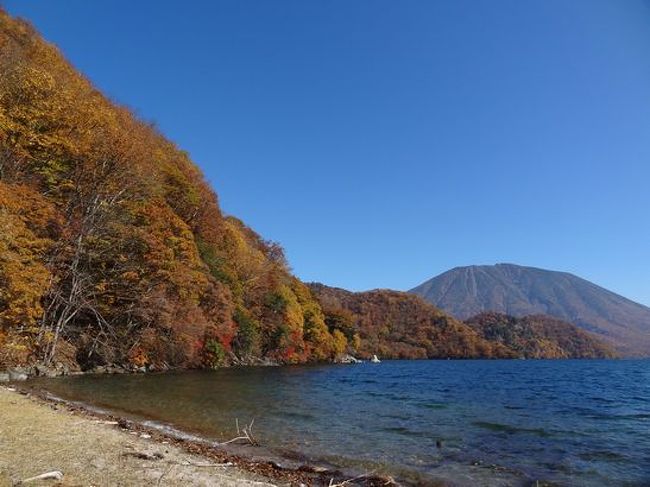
16, 471, 64, 485
217, 418, 258, 446
175, 461, 234, 468
328, 471, 395, 487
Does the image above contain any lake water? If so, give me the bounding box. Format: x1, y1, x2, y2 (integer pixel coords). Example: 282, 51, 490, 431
28, 360, 650, 486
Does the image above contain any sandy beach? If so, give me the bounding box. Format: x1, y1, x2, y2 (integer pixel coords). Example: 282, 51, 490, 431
0, 386, 293, 487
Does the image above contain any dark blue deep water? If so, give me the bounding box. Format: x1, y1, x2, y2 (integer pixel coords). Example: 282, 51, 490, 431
30, 360, 650, 486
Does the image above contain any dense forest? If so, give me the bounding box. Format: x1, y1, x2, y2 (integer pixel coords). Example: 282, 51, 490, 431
466, 312, 616, 359
0, 10, 348, 371
309, 284, 514, 359
0, 10, 615, 374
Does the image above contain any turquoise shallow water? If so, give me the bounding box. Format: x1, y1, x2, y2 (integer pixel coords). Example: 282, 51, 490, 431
29, 360, 650, 486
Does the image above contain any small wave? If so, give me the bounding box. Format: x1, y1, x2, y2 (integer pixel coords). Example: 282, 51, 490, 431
366, 391, 385, 398
472, 421, 552, 437
624, 413, 650, 420
141, 420, 212, 444
630, 396, 650, 403
383, 426, 413, 435
380, 426, 435, 439
387, 394, 410, 402
281, 411, 316, 420
419, 402, 448, 410
578, 450, 628, 463
381, 426, 440, 440
380, 413, 412, 421
589, 396, 616, 404
586, 412, 650, 421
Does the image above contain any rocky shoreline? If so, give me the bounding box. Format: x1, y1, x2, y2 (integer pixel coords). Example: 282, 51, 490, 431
0, 353, 367, 383
0, 357, 279, 382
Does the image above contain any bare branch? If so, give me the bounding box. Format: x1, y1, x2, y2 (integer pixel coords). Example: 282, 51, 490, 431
217, 418, 258, 446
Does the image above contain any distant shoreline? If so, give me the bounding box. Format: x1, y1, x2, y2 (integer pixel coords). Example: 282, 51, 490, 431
0, 356, 624, 386
1, 354, 626, 384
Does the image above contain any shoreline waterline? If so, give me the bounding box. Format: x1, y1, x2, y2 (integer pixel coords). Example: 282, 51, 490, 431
12, 360, 650, 487
0, 386, 291, 487
2, 384, 404, 487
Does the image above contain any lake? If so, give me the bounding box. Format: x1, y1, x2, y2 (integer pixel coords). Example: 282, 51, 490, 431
28, 360, 650, 486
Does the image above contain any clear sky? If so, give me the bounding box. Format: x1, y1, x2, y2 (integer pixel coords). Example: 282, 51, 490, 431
5, 0, 650, 305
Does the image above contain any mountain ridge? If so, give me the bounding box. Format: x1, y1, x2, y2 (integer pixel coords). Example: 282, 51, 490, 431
410, 263, 650, 356
308, 283, 614, 360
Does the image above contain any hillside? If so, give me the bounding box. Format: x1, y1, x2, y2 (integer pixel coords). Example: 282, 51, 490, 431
0, 9, 349, 371
466, 312, 616, 359
410, 263, 650, 356
309, 284, 515, 359
309, 284, 615, 360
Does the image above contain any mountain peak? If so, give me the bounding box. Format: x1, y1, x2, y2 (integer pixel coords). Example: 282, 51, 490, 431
410, 265, 650, 356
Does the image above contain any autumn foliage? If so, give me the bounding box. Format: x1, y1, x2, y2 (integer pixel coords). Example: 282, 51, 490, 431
0, 10, 345, 370
309, 284, 515, 359
465, 312, 616, 359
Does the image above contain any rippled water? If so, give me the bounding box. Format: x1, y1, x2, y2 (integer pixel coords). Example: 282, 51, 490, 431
29, 360, 650, 486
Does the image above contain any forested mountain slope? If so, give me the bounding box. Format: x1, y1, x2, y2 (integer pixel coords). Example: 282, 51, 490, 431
309, 284, 514, 359
466, 312, 615, 359
309, 284, 615, 360
0, 10, 346, 371
410, 264, 650, 356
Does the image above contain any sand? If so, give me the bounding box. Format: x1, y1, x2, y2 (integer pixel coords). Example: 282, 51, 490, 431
0, 385, 286, 487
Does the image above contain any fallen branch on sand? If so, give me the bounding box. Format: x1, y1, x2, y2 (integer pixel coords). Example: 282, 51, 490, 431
91, 419, 120, 425
328, 471, 396, 487
217, 418, 259, 446
178, 461, 234, 468
16, 471, 64, 485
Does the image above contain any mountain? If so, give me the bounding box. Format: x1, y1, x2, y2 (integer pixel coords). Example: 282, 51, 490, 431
466, 312, 615, 359
309, 284, 515, 359
0, 9, 349, 371
309, 284, 613, 360
410, 264, 650, 356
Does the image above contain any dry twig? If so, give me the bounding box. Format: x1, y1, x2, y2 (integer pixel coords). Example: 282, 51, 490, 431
328, 471, 395, 487
217, 418, 258, 446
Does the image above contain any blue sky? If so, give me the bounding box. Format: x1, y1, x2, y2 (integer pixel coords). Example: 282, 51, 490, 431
5, 0, 650, 305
